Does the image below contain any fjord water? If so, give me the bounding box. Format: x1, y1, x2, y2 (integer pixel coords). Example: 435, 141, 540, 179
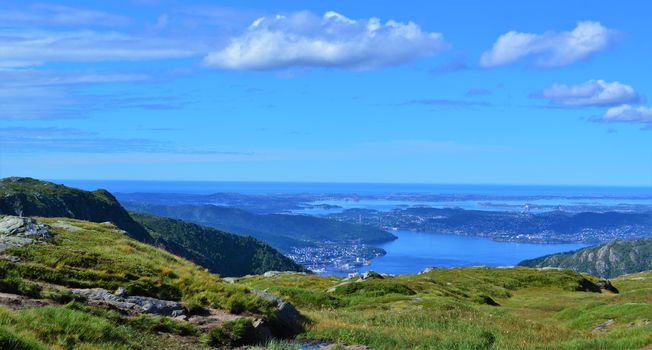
359, 230, 588, 275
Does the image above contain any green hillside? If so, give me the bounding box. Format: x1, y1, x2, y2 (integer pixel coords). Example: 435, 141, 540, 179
0, 177, 152, 242
132, 213, 307, 277
0, 177, 305, 277
235, 268, 652, 350
0, 216, 299, 349
519, 237, 652, 278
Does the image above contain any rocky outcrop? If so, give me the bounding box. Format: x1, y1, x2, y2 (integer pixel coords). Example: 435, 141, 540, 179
596, 279, 619, 293
0, 177, 152, 242
71, 287, 186, 317
0, 216, 51, 252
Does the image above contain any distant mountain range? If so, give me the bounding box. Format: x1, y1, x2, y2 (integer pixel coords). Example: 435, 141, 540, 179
519, 237, 652, 278
329, 207, 652, 244
122, 202, 397, 252
0, 177, 304, 276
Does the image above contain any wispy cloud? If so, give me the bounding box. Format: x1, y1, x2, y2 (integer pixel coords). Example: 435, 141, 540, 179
480, 21, 619, 68
0, 29, 198, 68
0, 3, 130, 27
0, 127, 254, 154
0, 86, 186, 120
204, 11, 447, 70
537, 80, 643, 107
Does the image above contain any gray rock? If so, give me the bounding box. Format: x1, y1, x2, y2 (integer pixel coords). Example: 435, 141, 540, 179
0, 216, 51, 252
50, 221, 82, 232
418, 267, 435, 275
71, 288, 186, 317
0, 216, 50, 238
222, 277, 238, 284
362, 271, 383, 280
592, 319, 614, 333
263, 271, 281, 277
252, 289, 305, 336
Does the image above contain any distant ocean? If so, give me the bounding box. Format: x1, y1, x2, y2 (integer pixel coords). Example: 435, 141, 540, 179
49, 179, 652, 197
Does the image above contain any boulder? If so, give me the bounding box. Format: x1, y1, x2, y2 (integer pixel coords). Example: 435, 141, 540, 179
0, 216, 51, 252
362, 271, 384, 280
596, 279, 619, 294
251, 289, 305, 336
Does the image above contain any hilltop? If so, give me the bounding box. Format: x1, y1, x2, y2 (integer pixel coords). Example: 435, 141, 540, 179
0, 178, 304, 277
0, 177, 151, 242
519, 237, 652, 278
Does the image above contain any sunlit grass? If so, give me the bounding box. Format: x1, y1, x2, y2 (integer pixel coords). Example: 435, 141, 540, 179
238, 268, 652, 349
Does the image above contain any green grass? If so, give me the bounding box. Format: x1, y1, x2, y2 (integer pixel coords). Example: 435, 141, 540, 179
0, 217, 274, 316
0, 303, 211, 350
0, 215, 650, 349
237, 268, 652, 350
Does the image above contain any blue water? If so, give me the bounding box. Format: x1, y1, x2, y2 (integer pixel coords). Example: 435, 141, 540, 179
50, 179, 652, 197
358, 231, 588, 275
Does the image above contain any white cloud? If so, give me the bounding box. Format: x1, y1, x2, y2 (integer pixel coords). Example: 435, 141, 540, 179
592, 105, 652, 124
540, 80, 642, 107
204, 11, 447, 70
480, 21, 618, 67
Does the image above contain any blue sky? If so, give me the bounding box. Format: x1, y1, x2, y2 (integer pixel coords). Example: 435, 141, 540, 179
1, 0, 651, 186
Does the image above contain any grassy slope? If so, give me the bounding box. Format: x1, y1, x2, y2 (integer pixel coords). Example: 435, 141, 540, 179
0, 177, 306, 277
0, 217, 275, 349
519, 237, 652, 278
1, 217, 274, 312
238, 268, 652, 350
132, 213, 307, 276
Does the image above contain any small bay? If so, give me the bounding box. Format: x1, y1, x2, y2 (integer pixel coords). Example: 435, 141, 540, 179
358, 230, 588, 275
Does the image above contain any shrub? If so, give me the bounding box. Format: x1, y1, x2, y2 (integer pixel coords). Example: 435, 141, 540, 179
207, 318, 257, 347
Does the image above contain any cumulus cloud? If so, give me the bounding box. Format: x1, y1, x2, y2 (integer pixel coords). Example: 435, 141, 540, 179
539, 80, 643, 107
204, 11, 447, 70
591, 105, 652, 125
480, 21, 618, 67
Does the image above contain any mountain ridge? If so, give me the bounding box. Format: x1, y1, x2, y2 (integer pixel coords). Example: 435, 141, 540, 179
518, 236, 652, 278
